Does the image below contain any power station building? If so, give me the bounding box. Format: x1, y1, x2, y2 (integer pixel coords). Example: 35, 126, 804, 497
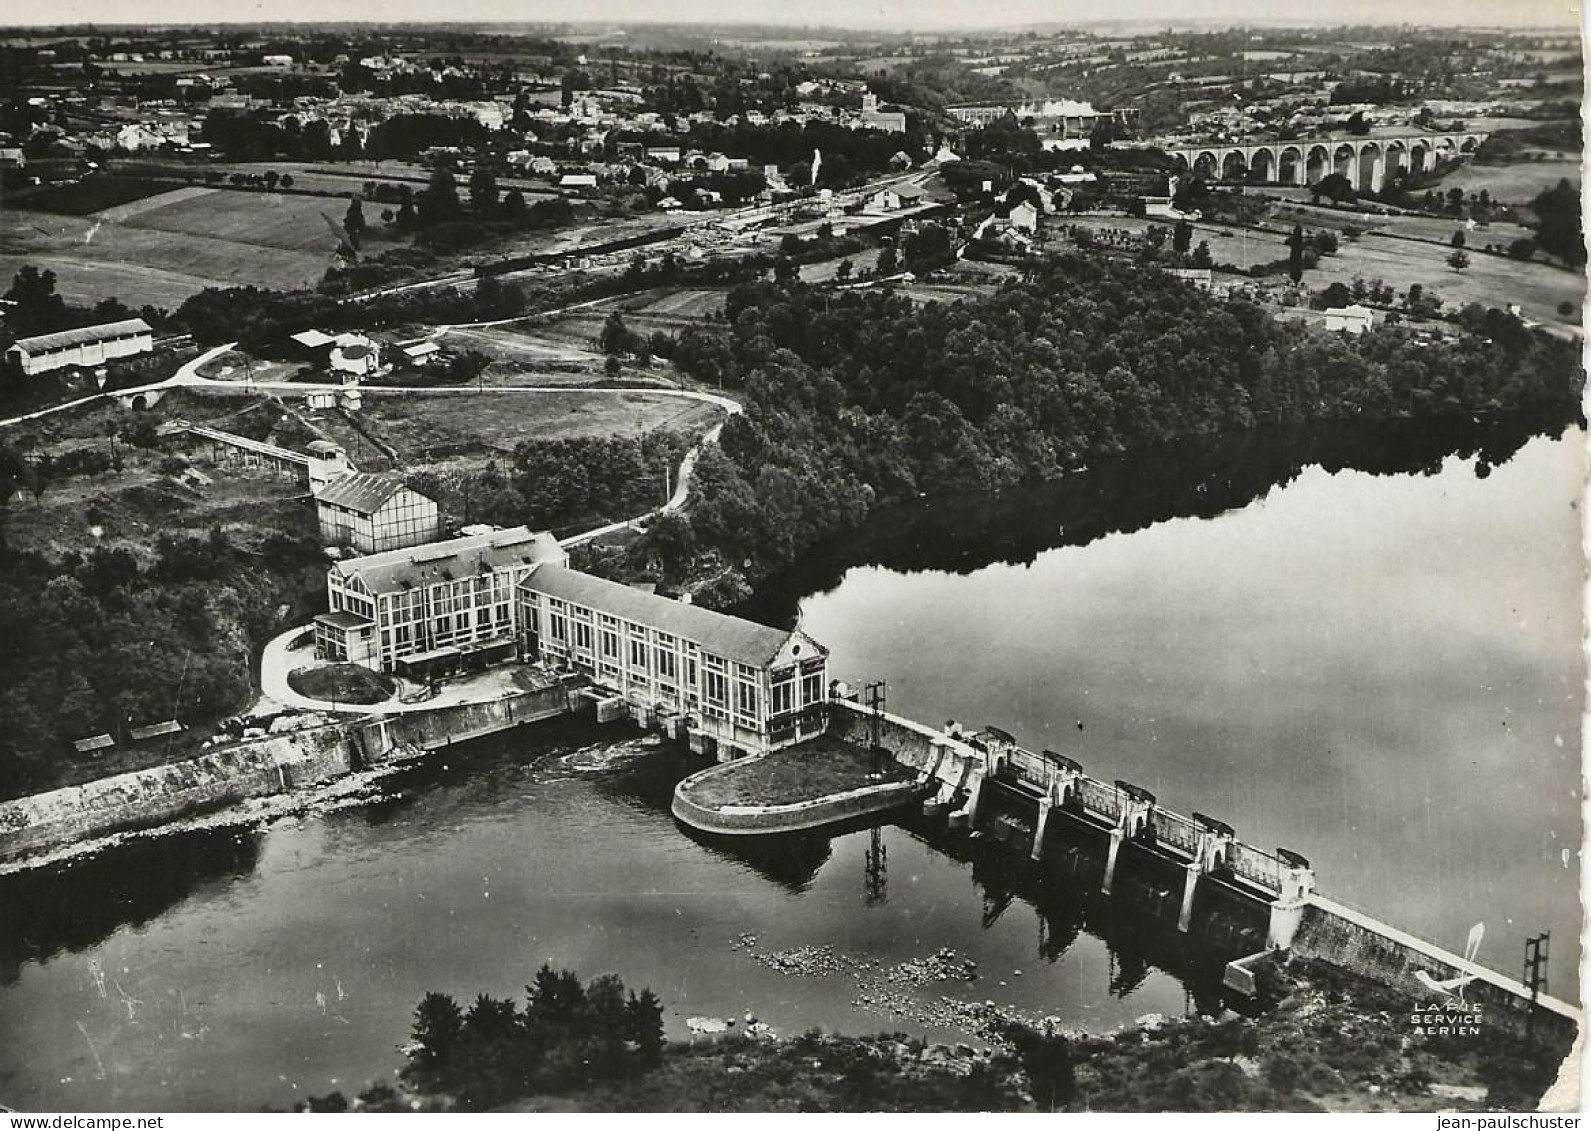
518, 565, 830, 758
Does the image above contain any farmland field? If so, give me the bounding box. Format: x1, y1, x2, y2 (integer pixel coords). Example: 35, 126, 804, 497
0, 189, 344, 306
117, 189, 349, 252
1431, 159, 1582, 203
356, 390, 725, 471
18, 174, 182, 216
1063, 213, 1584, 325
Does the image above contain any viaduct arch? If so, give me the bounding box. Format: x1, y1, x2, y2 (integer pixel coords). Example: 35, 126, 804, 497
1164, 132, 1486, 193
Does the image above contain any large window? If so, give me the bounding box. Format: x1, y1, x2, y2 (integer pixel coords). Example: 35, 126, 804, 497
771, 676, 795, 716
704, 670, 728, 707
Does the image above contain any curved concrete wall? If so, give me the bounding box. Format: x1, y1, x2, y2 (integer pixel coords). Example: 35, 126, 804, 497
671, 774, 926, 836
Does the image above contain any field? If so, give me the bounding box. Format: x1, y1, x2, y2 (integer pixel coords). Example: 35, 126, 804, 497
1063, 212, 1584, 325
356, 390, 726, 472
19, 175, 184, 216
0, 188, 345, 307
1431, 159, 1582, 204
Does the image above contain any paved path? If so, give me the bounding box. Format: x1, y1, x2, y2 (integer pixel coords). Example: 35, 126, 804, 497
0, 342, 234, 429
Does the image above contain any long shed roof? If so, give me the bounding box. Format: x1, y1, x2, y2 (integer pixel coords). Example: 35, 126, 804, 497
521, 565, 823, 669
11, 318, 152, 355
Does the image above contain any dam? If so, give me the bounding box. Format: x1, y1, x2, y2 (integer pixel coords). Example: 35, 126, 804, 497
673, 696, 1582, 1049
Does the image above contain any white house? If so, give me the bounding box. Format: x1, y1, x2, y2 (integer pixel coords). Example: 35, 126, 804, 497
1324, 304, 1376, 335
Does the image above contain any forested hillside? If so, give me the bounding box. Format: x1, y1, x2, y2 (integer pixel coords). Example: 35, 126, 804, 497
616, 256, 1583, 598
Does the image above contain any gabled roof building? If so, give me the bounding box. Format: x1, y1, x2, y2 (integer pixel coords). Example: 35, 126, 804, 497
519, 565, 830, 758
314, 471, 440, 555
317, 526, 567, 676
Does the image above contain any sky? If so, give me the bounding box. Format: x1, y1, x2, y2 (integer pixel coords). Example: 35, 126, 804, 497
12, 0, 1586, 29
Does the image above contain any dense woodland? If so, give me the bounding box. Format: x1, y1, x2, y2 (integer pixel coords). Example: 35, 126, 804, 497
606, 256, 1584, 599
0, 522, 328, 796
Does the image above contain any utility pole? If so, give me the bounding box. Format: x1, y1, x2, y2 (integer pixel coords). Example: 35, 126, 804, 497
1523, 932, 1549, 1048
863, 680, 885, 775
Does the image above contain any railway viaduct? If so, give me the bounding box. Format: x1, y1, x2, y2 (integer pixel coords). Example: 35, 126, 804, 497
1161, 131, 1489, 194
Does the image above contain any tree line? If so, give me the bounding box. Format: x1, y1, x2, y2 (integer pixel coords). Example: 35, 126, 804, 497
619, 255, 1583, 603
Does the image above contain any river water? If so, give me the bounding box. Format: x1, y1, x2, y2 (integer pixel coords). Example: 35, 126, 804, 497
0, 421, 1582, 1112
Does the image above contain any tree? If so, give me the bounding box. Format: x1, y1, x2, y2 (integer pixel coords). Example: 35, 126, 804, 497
1190, 240, 1212, 269
1450, 230, 1466, 250
599, 313, 633, 356
876, 244, 899, 276
502, 188, 527, 218
343, 197, 367, 248
1531, 178, 1584, 265
1172, 220, 1192, 257
408, 992, 464, 1076
3, 265, 68, 338
469, 165, 500, 215
1286, 223, 1305, 284
1310, 173, 1356, 204
420, 165, 460, 224
1447, 249, 1471, 271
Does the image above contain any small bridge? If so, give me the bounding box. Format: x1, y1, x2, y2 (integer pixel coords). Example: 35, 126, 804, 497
1161, 130, 1489, 193
160, 421, 353, 488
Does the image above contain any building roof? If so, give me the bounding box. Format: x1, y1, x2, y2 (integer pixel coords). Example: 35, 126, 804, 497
522, 565, 823, 668
73, 733, 115, 753
334, 526, 564, 595
290, 329, 336, 348
315, 610, 372, 630
11, 318, 152, 356
129, 719, 185, 741
314, 471, 411, 514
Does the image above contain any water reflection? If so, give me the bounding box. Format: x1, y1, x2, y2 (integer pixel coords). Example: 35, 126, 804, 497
0, 829, 261, 986
739, 412, 1578, 627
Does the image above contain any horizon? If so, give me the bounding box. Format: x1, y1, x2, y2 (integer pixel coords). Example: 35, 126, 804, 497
2, 1, 1583, 32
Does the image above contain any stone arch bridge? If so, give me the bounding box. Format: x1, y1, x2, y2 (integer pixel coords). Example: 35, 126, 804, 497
1163, 132, 1488, 194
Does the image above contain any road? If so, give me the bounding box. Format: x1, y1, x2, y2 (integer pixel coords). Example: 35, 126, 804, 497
0, 337, 742, 548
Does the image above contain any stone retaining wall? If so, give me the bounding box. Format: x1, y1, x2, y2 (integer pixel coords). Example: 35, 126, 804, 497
0, 684, 577, 868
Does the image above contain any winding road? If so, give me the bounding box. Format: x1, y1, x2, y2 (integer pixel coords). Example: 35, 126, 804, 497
0, 334, 742, 547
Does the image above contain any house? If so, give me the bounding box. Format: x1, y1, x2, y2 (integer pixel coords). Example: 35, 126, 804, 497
262, 54, 294, 67
866, 183, 925, 212
1324, 304, 1375, 335
1166, 267, 1214, 291
115, 123, 166, 151
520, 565, 831, 759
402, 341, 441, 366
559, 173, 598, 190
317, 526, 567, 676
330, 333, 382, 378
314, 471, 440, 554
1007, 199, 1040, 233
0, 147, 25, 170
5, 318, 153, 377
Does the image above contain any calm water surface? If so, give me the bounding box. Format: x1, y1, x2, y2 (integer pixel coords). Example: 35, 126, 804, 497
0, 425, 1581, 1111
